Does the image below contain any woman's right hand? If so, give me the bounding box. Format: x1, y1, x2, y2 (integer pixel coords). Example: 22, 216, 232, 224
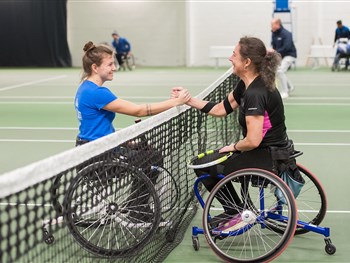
176, 88, 191, 105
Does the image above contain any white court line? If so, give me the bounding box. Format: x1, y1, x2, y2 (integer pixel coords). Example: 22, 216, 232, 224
1, 96, 350, 100
0, 127, 77, 130
2, 101, 350, 106
289, 130, 350, 133
0, 96, 74, 99
209, 207, 350, 214
0, 139, 349, 146
293, 83, 350, 87
295, 143, 350, 146
0, 75, 67, 92
0, 102, 72, 104
284, 102, 350, 106
0, 139, 75, 143
1, 127, 349, 133
287, 97, 350, 100
0, 203, 349, 214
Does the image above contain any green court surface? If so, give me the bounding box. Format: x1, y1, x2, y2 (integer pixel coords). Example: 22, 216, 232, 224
0, 66, 349, 262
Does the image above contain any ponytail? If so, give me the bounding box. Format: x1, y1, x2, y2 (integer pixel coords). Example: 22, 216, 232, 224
261, 51, 281, 90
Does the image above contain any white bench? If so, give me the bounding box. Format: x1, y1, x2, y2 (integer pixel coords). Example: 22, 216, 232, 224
307, 45, 336, 68
209, 46, 234, 68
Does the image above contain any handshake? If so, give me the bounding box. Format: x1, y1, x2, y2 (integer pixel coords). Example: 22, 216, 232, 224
170, 87, 192, 106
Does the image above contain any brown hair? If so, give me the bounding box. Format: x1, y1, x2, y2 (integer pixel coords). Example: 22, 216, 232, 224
238, 36, 281, 90
81, 41, 115, 81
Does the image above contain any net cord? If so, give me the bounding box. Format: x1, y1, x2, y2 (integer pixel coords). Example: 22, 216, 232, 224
0, 68, 233, 199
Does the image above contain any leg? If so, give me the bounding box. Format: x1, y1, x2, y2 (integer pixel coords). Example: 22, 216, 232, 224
276, 56, 295, 98
194, 160, 242, 212
116, 53, 123, 67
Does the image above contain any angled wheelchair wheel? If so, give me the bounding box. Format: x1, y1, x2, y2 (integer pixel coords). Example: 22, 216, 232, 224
63, 160, 161, 258
152, 166, 179, 214
266, 164, 327, 235
203, 168, 297, 263
121, 54, 135, 71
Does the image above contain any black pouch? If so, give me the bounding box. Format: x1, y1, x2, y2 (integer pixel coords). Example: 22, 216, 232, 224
269, 140, 305, 202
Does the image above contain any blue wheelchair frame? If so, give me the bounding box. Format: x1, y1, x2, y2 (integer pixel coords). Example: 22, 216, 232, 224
191, 172, 334, 257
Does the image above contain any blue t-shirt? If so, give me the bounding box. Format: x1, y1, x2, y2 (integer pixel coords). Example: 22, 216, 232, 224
75, 80, 117, 141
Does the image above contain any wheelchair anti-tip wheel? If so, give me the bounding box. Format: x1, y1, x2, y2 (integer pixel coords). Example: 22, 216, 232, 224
203, 168, 297, 263
63, 160, 161, 258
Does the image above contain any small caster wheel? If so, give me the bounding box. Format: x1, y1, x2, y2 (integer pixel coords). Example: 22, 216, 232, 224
192, 236, 200, 251
43, 228, 55, 245
325, 243, 336, 255
165, 228, 176, 242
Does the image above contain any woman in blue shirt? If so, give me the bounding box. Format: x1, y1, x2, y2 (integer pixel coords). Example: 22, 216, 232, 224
75, 41, 190, 143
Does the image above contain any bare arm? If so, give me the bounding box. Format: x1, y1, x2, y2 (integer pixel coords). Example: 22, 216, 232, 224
172, 88, 239, 117
220, 115, 264, 152
104, 89, 190, 117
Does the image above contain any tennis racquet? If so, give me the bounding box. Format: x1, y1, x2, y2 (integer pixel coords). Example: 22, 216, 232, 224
188, 149, 234, 169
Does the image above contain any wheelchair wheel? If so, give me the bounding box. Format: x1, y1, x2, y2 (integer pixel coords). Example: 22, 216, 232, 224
203, 168, 297, 263
121, 54, 135, 71
266, 164, 327, 235
63, 160, 161, 258
153, 166, 179, 214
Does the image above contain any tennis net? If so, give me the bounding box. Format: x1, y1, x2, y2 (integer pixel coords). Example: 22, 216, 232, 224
0, 68, 240, 263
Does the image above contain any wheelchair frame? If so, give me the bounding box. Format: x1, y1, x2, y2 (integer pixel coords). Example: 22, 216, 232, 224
191, 166, 336, 262
43, 142, 179, 258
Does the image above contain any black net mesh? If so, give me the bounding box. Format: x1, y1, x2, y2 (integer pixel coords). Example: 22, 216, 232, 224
0, 72, 240, 262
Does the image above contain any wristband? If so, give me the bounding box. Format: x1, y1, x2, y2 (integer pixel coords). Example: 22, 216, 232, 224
200, 101, 216, 113
233, 143, 239, 151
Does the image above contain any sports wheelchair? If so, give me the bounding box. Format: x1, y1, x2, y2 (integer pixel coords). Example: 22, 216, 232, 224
42, 134, 178, 258
189, 147, 336, 262
331, 38, 350, 71
119, 52, 136, 71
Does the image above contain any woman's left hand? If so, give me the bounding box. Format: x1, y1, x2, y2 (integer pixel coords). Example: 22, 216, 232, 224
219, 144, 234, 153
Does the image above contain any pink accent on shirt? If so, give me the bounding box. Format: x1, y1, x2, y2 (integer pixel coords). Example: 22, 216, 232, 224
262, 111, 272, 138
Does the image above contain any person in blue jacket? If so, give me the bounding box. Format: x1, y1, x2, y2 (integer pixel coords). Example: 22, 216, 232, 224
271, 18, 297, 99
333, 20, 350, 70
334, 20, 350, 44
111, 31, 131, 68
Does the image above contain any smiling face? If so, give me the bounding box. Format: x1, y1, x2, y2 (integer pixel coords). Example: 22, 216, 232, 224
94, 54, 116, 82
229, 45, 246, 76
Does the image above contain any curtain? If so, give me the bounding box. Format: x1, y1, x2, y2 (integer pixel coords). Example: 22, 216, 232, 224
0, 0, 71, 67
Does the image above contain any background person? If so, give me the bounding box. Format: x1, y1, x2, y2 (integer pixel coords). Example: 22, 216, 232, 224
173, 37, 285, 226
333, 20, 350, 70
111, 31, 131, 68
271, 18, 297, 99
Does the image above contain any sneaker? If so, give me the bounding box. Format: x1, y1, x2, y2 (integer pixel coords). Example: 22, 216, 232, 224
287, 84, 295, 93
280, 92, 289, 99
216, 213, 249, 232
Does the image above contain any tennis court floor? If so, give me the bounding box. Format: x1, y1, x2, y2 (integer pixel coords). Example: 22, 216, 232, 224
0, 66, 349, 262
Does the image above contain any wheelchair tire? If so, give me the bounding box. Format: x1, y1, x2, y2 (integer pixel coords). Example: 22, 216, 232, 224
153, 166, 179, 214
63, 160, 161, 258
203, 168, 297, 263
125, 54, 135, 70
266, 164, 327, 235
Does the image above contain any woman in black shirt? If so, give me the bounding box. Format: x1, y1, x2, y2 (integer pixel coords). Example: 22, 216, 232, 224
174, 36, 285, 218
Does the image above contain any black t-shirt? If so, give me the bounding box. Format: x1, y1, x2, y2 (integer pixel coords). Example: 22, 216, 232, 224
233, 76, 287, 148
